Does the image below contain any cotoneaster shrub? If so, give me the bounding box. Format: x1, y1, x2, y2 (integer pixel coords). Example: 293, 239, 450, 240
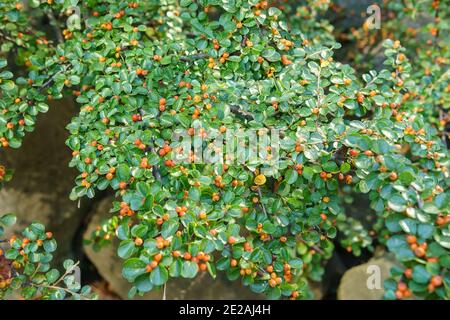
0, 212, 97, 300
0, 0, 448, 300
0, 166, 96, 299
335, 0, 449, 136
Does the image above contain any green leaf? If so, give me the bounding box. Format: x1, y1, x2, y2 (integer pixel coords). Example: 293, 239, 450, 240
0, 214, 16, 227
417, 224, 434, 239
412, 265, 431, 284
117, 164, 131, 181
150, 265, 169, 286
169, 260, 182, 277
285, 169, 298, 184
268, 7, 282, 16
118, 240, 137, 259
262, 48, 281, 62
122, 258, 147, 281
399, 219, 417, 234
322, 162, 339, 173
45, 269, 60, 284
266, 286, 281, 300
161, 220, 179, 238
43, 239, 57, 253
180, 0, 192, 6
116, 223, 130, 241
63, 259, 75, 270
289, 258, 303, 269
340, 163, 351, 174
181, 261, 198, 278
191, 19, 213, 38
36, 102, 49, 113
8, 138, 22, 149
135, 274, 153, 293
5, 249, 19, 259
399, 171, 414, 185
136, 182, 150, 196
388, 195, 406, 212
302, 167, 314, 181
0, 80, 15, 91
131, 224, 148, 238
207, 262, 216, 279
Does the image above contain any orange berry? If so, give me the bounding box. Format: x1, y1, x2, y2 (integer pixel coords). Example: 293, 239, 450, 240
414, 247, 426, 257
154, 253, 163, 262
404, 268, 413, 279
397, 282, 407, 292
268, 279, 277, 288
403, 290, 412, 298
119, 181, 127, 189
134, 237, 143, 246
172, 250, 181, 258
431, 275, 442, 287
389, 172, 398, 181
395, 290, 404, 299
406, 235, 417, 244
197, 252, 205, 261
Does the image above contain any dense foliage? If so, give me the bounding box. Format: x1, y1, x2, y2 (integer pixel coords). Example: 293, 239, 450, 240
0, 212, 96, 299
0, 0, 448, 300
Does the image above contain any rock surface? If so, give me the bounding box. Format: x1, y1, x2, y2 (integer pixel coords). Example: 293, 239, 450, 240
337, 253, 398, 300
83, 196, 263, 300
0, 99, 90, 262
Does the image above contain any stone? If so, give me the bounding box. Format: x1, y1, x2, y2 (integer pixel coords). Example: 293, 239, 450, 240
83, 196, 263, 300
0, 99, 91, 263
337, 252, 398, 300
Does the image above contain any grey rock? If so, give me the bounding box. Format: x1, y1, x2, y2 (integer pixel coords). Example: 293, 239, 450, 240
0, 98, 89, 263
337, 253, 397, 300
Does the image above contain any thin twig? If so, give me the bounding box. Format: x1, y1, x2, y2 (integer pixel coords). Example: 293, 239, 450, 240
257, 188, 267, 215
146, 143, 162, 182
29, 262, 42, 279
312, 245, 324, 255
0, 31, 29, 49
32, 283, 90, 300
439, 109, 448, 148
179, 53, 209, 62
230, 104, 254, 121
41, 69, 64, 90
162, 283, 167, 300
241, 35, 248, 47
54, 261, 80, 286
